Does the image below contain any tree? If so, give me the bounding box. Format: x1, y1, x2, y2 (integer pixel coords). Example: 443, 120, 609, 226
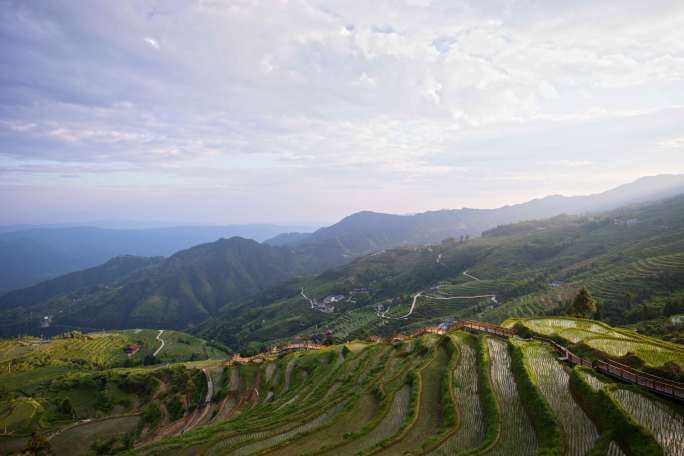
571, 287, 598, 318
23, 432, 54, 455
58, 397, 73, 417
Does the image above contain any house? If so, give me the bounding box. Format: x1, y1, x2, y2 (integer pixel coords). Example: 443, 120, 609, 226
322, 294, 345, 305
123, 343, 142, 355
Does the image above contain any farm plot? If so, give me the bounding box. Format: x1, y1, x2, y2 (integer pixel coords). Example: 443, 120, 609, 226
485, 338, 537, 456
319, 384, 411, 456
230, 402, 348, 455
505, 317, 684, 369
610, 388, 684, 456
522, 343, 598, 456
375, 344, 452, 455
266, 392, 379, 455
430, 334, 484, 455
578, 370, 605, 392
585, 338, 683, 369
511, 318, 611, 336
607, 441, 627, 456
50, 415, 140, 456
0, 398, 42, 433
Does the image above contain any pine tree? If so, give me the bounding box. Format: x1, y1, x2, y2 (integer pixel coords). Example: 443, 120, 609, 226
571, 287, 598, 318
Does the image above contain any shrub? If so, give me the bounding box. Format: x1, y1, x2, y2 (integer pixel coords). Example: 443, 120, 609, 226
371, 385, 385, 402
141, 402, 161, 429
165, 395, 185, 421
58, 398, 73, 417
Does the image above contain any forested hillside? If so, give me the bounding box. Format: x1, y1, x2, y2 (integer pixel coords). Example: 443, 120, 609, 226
201, 195, 684, 353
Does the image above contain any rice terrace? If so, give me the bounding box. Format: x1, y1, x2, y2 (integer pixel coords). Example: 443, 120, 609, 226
3, 1, 684, 455
2, 314, 683, 455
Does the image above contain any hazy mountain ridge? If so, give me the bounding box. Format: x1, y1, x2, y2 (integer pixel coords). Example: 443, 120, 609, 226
270, 174, 684, 257
2, 174, 684, 337
0, 223, 314, 292
0, 237, 320, 335
200, 193, 684, 352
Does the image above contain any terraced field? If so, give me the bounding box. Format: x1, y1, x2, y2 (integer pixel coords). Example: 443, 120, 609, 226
430, 333, 484, 455
609, 388, 684, 456
486, 337, 537, 455
505, 317, 684, 369
519, 342, 598, 455
4, 325, 682, 456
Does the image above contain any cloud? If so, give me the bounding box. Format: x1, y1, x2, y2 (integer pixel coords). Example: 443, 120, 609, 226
1, 0, 684, 223
143, 36, 159, 49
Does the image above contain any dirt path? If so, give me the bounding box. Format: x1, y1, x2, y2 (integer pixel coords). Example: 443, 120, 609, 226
181, 368, 213, 433
377, 268, 498, 321
378, 292, 423, 320
462, 270, 481, 281
153, 329, 165, 357
300, 289, 315, 308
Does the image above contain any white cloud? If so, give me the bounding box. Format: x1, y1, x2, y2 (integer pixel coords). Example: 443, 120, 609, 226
658, 137, 684, 149
2, 1, 684, 223
143, 36, 159, 49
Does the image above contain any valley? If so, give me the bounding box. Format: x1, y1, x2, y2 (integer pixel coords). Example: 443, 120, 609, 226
2, 181, 684, 455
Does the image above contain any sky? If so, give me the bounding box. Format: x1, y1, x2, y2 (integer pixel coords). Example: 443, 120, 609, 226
1, 0, 684, 226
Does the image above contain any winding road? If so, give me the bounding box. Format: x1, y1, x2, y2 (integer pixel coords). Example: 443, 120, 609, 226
377, 269, 498, 320
153, 329, 165, 357
300, 289, 315, 308
378, 291, 423, 320
462, 270, 481, 281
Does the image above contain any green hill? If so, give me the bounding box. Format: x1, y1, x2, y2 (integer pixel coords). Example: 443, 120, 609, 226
201, 195, 684, 353
0, 237, 324, 335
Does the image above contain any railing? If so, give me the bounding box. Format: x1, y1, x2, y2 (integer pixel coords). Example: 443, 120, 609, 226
272, 342, 324, 353
455, 319, 683, 401
458, 320, 515, 338
594, 359, 684, 400
227, 319, 683, 401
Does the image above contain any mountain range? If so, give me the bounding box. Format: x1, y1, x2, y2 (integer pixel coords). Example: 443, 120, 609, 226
2, 174, 684, 339
0, 223, 314, 293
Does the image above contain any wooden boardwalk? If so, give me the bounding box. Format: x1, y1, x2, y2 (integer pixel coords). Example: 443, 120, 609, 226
457, 320, 684, 401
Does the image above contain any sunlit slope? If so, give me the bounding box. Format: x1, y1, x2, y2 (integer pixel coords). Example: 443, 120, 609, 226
504, 317, 684, 372
0, 329, 228, 379
125, 330, 681, 456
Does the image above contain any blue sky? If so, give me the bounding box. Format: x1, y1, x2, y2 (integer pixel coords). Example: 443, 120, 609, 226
1, 0, 684, 225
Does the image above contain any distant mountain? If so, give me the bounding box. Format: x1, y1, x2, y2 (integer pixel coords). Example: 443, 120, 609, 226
0, 237, 319, 335
201, 193, 684, 352
0, 255, 162, 311
0, 224, 314, 293
3, 174, 684, 336
269, 174, 684, 259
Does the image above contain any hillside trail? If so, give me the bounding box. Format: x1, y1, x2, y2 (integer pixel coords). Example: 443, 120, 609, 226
378, 269, 498, 320
153, 329, 165, 357
181, 368, 214, 433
